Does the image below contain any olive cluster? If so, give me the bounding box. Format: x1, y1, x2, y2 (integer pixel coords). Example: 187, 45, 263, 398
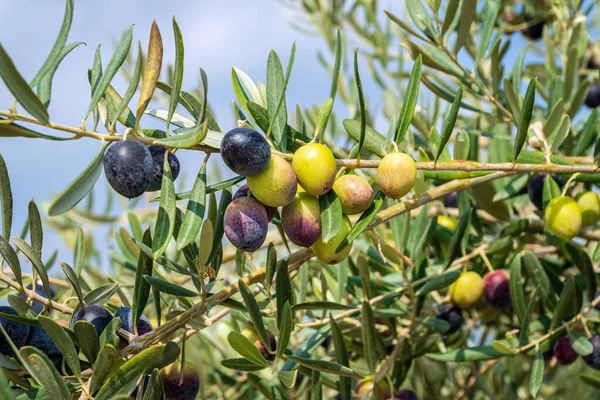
103, 141, 180, 198
220, 128, 417, 264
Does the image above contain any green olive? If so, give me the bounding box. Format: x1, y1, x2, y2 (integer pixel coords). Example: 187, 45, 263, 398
577, 191, 600, 228
332, 174, 373, 215
377, 152, 417, 199
247, 155, 297, 207
292, 143, 337, 196
449, 271, 484, 310
545, 196, 582, 240
312, 215, 353, 265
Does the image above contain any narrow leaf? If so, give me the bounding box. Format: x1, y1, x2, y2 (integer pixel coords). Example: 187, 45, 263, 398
319, 188, 342, 243
136, 20, 163, 132
0, 154, 12, 239
513, 78, 537, 162
238, 279, 270, 351
152, 152, 176, 259
395, 54, 422, 143
434, 86, 463, 164
143, 275, 197, 297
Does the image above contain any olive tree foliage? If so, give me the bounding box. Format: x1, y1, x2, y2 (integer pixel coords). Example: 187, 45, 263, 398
1, 0, 600, 398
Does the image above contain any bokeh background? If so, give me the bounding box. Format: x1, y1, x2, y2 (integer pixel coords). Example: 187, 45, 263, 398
0, 0, 401, 269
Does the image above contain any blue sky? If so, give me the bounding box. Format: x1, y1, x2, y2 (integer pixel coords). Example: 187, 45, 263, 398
0, 0, 396, 271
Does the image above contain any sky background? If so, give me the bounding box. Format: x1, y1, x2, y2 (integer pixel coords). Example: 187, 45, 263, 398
0, 0, 401, 272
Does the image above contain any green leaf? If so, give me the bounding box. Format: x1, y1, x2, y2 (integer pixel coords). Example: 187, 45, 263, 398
529, 351, 544, 397
110, 41, 143, 132
510, 255, 526, 323
427, 345, 505, 362
395, 54, 422, 143
83, 25, 133, 122
48, 144, 105, 216
74, 225, 85, 276
266, 49, 288, 151
152, 151, 176, 259
265, 242, 277, 293
143, 275, 197, 297
503, 79, 521, 121
574, 109, 598, 156
136, 20, 163, 132
361, 302, 378, 374
353, 50, 366, 156
238, 279, 270, 351
511, 44, 529, 92
227, 331, 268, 367
564, 47, 578, 102
165, 17, 184, 133
551, 278, 577, 329
266, 43, 296, 152
38, 316, 80, 378
37, 41, 85, 108
314, 97, 334, 143
99, 317, 121, 349
0, 44, 49, 124
336, 190, 385, 252
278, 370, 298, 389
198, 68, 208, 123
132, 237, 191, 276
474, 0, 500, 66
565, 242, 597, 302
319, 189, 342, 244
581, 373, 600, 389
406, 0, 436, 40
60, 263, 83, 305
0, 154, 12, 239
133, 230, 153, 334
444, 208, 472, 269
207, 189, 232, 265
417, 270, 460, 296
176, 160, 207, 251
74, 320, 99, 363
513, 78, 537, 162
12, 238, 52, 300
542, 174, 561, 210
19, 347, 70, 400
155, 119, 208, 149
548, 115, 571, 155
569, 331, 594, 356
287, 355, 362, 378
277, 301, 293, 358
142, 369, 165, 400
0, 235, 21, 286
292, 302, 357, 311
221, 358, 266, 372
0, 368, 16, 400
95, 344, 165, 400
330, 28, 342, 100
343, 119, 387, 157
434, 86, 463, 164
453, 0, 476, 53
275, 259, 293, 328
519, 287, 538, 345
330, 316, 351, 400
90, 345, 119, 394
522, 251, 555, 307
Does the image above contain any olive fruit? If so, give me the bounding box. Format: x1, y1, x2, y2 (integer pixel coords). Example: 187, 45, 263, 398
24, 325, 62, 364
391, 390, 419, 400
291, 143, 337, 196
161, 362, 200, 400
483, 270, 511, 308
355, 376, 390, 400
145, 146, 181, 192
377, 152, 417, 199
281, 192, 321, 247
585, 81, 600, 108
435, 304, 463, 334
247, 155, 297, 207
553, 337, 578, 366
583, 334, 600, 370
223, 197, 269, 252
232, 183, 276, 222
71, 305, 113, 336
256, 334, 277, 362
437, 216, 458, 232
0, 306, 30, 356
103, 141, 153, 198
449, 272, 484, 310
545, 196, 582, 240
577, 191, 600, 227
113, 307, 153, 335
522, 16, 545, 41
312, 215, 353, 265
444, 192, 458, 208
333, 175, 374, 215
220, 128, 271, 176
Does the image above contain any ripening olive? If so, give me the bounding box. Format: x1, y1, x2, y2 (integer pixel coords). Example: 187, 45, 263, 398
576, 191, 600, 228
449, 272, 484, 310
545, 196, 582, 240
223, 197, 269, 252
312, 215, 353, 265
292, 143, 337, 196
377, 152, 417, 199
333, 175, 374, 215
282, 192, 321, 247
553, 337, 578, 366
161, 362, 200, 400
482, 270, 511, 308
247, 155, 298, 207
233, 183, 276, 222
